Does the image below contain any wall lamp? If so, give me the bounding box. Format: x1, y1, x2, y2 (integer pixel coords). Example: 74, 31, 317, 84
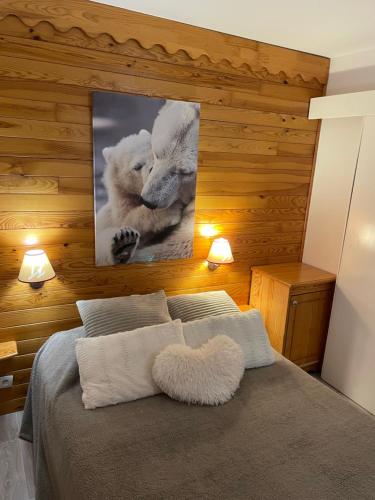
18, 249, 56, 289
207, 238, 234, 271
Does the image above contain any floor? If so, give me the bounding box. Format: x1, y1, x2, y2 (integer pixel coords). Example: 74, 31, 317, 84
0, 411, 35, 500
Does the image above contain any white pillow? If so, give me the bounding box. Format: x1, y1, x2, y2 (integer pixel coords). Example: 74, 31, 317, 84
153, 335, 245, 406
76, 320, 185, 409
182, 309, 274, 369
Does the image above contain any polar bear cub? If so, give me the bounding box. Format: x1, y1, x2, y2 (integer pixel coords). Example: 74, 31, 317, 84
95, 129, 183, 266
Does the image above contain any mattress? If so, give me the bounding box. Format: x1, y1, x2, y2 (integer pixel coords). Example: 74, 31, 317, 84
21, 327, 375, 500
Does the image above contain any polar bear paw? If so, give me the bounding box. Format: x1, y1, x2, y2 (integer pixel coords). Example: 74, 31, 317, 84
111, 228, 140, 264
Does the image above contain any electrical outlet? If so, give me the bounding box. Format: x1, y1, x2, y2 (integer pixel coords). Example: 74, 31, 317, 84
0, 375, 13, 389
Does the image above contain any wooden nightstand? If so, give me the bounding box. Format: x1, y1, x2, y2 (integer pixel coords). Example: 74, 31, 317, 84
250, 262, 336, 372
0, 341, 17, 361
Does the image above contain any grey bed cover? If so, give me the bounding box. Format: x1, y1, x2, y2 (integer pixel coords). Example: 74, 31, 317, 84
21, 327, 375, 500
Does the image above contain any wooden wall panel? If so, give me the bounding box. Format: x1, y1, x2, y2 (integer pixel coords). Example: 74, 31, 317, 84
0, 0, 329, 414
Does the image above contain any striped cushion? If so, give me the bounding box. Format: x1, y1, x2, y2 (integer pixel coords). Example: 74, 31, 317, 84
167, 291, 240, 322
77, 290, 171, 337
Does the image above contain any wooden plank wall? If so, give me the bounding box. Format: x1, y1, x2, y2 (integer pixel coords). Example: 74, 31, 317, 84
0, 0, 329, 414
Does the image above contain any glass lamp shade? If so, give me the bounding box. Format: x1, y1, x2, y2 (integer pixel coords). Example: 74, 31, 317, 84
207, 238, 234, 264
18, 249, 55, 285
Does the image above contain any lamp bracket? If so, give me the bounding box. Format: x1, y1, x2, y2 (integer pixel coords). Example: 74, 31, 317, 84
30, 282, 44, 289
207, 262, 219, 271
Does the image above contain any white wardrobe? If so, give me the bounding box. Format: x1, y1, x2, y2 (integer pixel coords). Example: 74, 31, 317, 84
303, 92, 375, 415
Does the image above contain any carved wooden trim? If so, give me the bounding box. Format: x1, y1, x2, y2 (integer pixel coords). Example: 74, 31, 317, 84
0, 14, 324, 90
0, 0, 329, 85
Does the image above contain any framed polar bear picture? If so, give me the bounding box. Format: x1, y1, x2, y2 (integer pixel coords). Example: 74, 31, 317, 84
92, 91, 200, 266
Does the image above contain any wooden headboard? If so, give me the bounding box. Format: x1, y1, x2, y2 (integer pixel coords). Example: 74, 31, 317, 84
0, 0, 329, 413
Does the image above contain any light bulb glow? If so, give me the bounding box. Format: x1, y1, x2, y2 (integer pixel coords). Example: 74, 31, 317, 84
200, 224, 219, 237
24, 235, 38, 246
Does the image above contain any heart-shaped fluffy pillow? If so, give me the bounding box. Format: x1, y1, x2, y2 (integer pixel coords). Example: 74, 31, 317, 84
152, 335, 245, 406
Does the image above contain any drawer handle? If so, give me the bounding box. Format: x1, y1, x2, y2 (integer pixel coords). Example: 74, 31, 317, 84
292, 300, 298, 306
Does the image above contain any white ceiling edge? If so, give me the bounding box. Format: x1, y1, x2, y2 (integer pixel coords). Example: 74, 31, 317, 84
330, 48, 375, 73
92, 0, 375, 58
326, 49, 375, 96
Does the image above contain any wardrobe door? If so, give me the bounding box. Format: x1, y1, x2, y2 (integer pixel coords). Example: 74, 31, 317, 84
303, 117, 363, 274
322, 116, 375, 415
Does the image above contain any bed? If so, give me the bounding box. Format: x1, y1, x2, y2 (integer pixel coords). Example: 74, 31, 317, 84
20, 325, 375, 500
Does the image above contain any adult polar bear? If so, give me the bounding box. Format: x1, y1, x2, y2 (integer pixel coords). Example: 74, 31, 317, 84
95, 129, 183, 265
134, 100, 200, 262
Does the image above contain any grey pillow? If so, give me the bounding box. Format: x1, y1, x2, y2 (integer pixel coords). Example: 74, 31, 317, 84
182, 309, 275, 369
77, 290, 171, 337
167, 291, 240, 322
